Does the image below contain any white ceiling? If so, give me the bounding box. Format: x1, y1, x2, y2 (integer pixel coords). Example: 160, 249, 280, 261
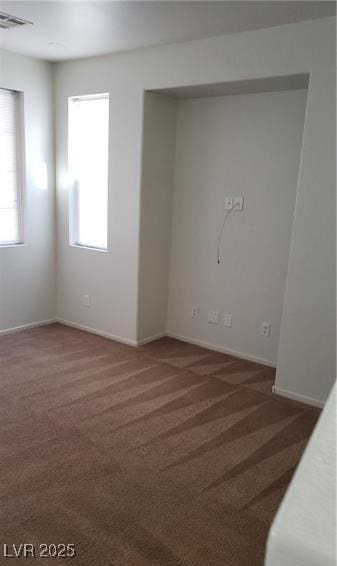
0, 1, 335, 62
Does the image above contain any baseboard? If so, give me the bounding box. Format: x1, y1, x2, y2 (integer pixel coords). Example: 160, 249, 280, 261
272, 385, 324, 408
57, 319, 167, 347
0, 318, 57, 336
1, 318, 276, 368
166, 330, 276, 368
2, 316, 277, 365
57, 318, 139, 347
137, 332, 166, 346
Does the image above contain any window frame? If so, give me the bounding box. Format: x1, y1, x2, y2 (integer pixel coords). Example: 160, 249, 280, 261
0, 87, 25, 248
67, 92, 110, 253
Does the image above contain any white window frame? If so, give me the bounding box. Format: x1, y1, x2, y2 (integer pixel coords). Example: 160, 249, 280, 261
68, 92, 110, 252
0, 87, 25, 247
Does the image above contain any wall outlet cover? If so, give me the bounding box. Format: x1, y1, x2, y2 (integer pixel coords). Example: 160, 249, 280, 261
233, 196, 244, 211
82, 294, 90, 307
223, 313, 232, 327
260, 322, 271, 337
224, 198, 233, 210
208, 310, 220, 324
192, 305, 199, 318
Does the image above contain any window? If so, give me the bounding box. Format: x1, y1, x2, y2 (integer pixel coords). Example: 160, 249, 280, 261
0, 88, 23, 246
68, 93, 109, 250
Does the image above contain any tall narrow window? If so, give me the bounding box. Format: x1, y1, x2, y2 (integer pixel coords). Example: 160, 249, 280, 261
68, 93, 109, 250
0, 88, 23, 246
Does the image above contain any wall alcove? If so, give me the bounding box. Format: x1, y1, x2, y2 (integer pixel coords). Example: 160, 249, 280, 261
138, 74, 309, 370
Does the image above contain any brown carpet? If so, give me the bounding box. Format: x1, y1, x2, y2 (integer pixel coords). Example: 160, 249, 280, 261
0, 323, 319, 565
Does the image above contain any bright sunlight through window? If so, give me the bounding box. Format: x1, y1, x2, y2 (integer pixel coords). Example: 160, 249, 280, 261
68, 93, 109, 250
0, 88, 23, 246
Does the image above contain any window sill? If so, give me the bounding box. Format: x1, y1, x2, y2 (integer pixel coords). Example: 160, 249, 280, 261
0, 243, 27, 249
69, 243, 108, 253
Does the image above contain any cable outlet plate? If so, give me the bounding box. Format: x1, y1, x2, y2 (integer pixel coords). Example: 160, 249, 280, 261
225, 197, 244, 211
225, 198, 233, 210
233, 197, 244, 211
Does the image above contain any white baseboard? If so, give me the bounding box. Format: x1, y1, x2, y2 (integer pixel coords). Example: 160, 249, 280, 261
166, 330, 276, 368
272, 385, 324, 409
57, 319, 167, 347
0, 318, 57, 336
137, 332, 166, 346
1, 317, 276, 366
57, 318, 139, 347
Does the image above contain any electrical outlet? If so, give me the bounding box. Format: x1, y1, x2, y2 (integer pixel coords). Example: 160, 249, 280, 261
223, 313, 232, 327
208, 310, 220, 324
192, 305, 199, 318
82, 294, 90, 307
260, 322, 271, 337
224, 198, 233, 210
233, 197, 244, 211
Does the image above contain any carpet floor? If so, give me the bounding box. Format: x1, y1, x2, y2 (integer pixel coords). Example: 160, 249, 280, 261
0, 324, 319, 565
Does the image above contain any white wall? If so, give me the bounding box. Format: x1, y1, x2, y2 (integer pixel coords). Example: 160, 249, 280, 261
54, 17, 335, 404
0, 49, 55, 332
265, 383, 336, 566
138, 92, 177, 342
167, 90, 307, 366
275, 43, 336, 406
54, 70, 143, 344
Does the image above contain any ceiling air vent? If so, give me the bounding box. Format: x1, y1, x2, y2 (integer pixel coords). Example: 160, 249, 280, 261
0, 11, 32, 30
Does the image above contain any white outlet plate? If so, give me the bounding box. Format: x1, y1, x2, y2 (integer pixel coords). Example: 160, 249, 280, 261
260, 322, 271, 337
83, 294, 90, 307
192, 305, 199, 318
224, 198, 233, 210
233, 197, 244, 211
208, 310, 220, 324
225, 197, 244, 211
223, 313, 232, 327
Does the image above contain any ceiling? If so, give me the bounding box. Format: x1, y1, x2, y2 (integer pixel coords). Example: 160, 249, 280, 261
0, 1, 335, 62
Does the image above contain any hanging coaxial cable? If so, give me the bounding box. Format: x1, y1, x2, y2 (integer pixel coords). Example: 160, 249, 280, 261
216, 208, 233, 264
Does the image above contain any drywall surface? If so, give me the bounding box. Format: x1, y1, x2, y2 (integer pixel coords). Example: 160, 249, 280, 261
265, 383, 336, 566
0, 49, 55, 332
138, 92, 177, 342
55, 75, 143, 343
54, 17, 335, 404
167, 90, 307, 365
